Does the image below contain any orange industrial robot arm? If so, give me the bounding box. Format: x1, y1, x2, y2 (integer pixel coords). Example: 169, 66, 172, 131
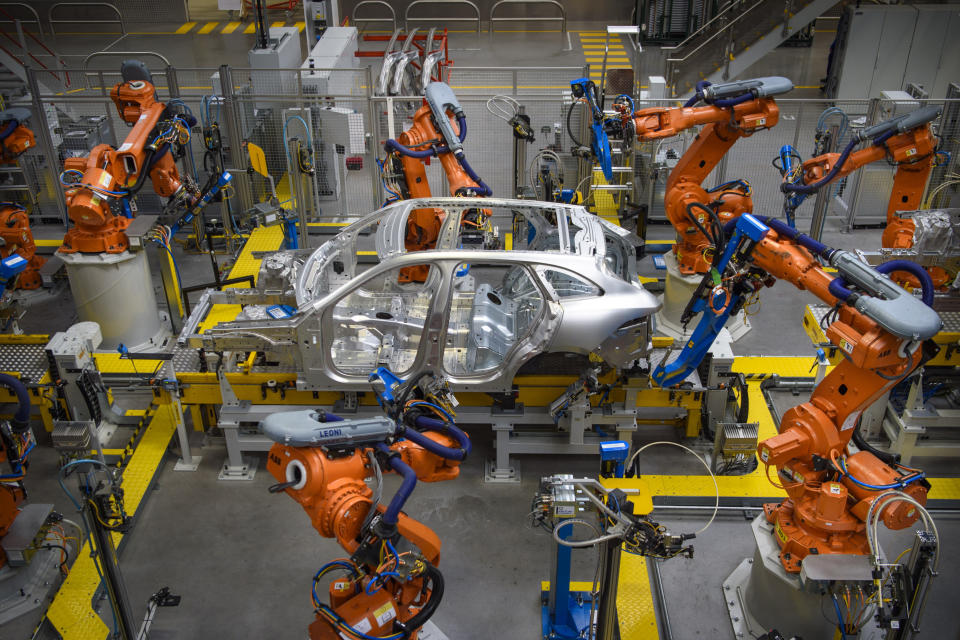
622, 77, 793, 274
59, 79, 196, 254
0, 373, 35, 570
779, 105, 948, 285
0, 108, 36, 164
749, 224, 940, 571
653, 213, 940, 574
0, 203, 45, 290
262, 370, 470, 640
381, 82, 492, 282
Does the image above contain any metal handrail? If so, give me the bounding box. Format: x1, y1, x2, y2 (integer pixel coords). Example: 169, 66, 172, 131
351, 0, 396, 33
48, 2, 125, 36
0, 3, 43, 37
662, 0, 738, 52
490, 0, 566, 35
405, 0, 480, 34
82, 50, 171, 71
665, 0, 766, 63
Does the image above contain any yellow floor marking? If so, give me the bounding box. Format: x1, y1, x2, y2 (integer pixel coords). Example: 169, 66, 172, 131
795, 85, 821, 89
46, 407, 177, 639
295, 21, 305, 32
198, 226, 285, 331
617, 553, 658, 638
271, 21, 284, 28
175, 22, 197, 34
244, 23, 257, 34
198, 21, 219, 34
221, 21, 241, 34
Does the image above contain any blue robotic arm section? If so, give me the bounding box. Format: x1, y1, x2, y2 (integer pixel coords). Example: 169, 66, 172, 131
652, 214, 769, 387
0, 254, 27, 297
169, 171, 233, 236
570, 77, 613, 181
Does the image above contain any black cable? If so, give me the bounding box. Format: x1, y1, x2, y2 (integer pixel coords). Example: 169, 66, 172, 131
704, 206, 726, 249
685, 202, 717, 247
686, 202, 726, 267
852, 419, 899, 466
734, 374, 749, 424
41, 543, 69, 572
397, 563, 443, 637
120, 146, 157, 196
566, 99, 586, 148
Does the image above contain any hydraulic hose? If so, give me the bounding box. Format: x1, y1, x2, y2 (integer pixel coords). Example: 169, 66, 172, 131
684, 80, 712, 107
712, 93, 755, 109
384, 114, 469, 159
827, 277, 855, 303
455, 153, 493, 196
744, 216, 934, 308
0, 372, 30, 432
398, 563, 444, 637
828, 259, 934, 308
874, 260, 935, 307
384, 137, 436, 159
375, 442, 417, 527
407, 416, 471, 460
0, 119, 18, 141
781, 136, 859, 195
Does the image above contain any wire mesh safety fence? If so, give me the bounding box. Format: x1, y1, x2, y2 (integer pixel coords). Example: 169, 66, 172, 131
15, 65, 960, 245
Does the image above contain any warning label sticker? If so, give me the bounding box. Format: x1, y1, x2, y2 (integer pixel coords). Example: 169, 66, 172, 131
373, 602, 396, 627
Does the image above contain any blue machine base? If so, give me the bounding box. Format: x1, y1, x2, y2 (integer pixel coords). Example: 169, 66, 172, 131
652, 254, 666, 269
540, 588, 594, 640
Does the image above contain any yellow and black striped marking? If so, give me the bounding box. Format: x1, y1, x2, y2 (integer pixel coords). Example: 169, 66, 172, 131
174, 20, 304, 34
579, 32, 631, 85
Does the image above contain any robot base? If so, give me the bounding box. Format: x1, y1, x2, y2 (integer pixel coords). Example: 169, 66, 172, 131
0, 505, 62, 625
60, 249, 170, 351
0, 549, 61, 624
723, 515, 880, 640
540, 585, 593, 640
656, 252, 751, 342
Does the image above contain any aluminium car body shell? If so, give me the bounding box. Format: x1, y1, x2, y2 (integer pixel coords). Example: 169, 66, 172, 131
295, 197, 609, 305
182, 197, 661, 391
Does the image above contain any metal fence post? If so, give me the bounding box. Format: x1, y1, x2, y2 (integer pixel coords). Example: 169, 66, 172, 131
791, 101, 804, 151
25, 66, 68, 225
366, 66, 383, 209
808, 124, 838, 241
218, 64, 253, 222
165, 65, 197, 183
14, 19, 26, 54
844, 97, 880, 231
514, 104, 527, 198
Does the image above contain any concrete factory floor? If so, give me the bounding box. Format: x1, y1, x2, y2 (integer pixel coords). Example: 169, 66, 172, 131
4, 14, 960, 640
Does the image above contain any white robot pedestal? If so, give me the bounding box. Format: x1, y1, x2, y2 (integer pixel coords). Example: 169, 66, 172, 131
724, 515, 880, 640
655, 252, 752, 342
59, 249, 168, 351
